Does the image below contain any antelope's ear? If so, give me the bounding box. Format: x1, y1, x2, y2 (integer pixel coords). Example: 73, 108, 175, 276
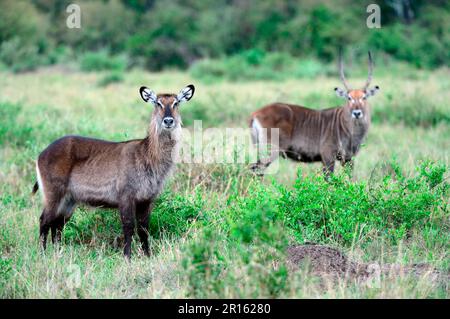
176, 84, 195, 103
365, 85, 380, 97
334, 87, 347, 98
140, 86, 157, 104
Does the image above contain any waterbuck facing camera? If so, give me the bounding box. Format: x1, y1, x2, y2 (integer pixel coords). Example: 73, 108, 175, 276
32, 85, 195, 258
250, 52, 379, 177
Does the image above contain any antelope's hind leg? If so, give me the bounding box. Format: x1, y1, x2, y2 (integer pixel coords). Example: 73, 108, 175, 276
39, 209, 51, 250
51, 195, 76, 244
250, 121, 274, 175
39, 199, 61, 250
250, 144, 281, 176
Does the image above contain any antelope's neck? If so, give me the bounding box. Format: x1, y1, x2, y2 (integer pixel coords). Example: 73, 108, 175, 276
338, 107, 370, 142
143, 121, 181, 170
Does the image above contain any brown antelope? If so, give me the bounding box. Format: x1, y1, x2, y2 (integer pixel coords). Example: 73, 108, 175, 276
250, 52, 379, 177
32, 85, 195, 258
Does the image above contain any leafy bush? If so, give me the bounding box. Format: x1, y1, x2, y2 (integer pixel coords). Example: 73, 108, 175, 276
46, 45, 75, 65
150, 190, 205, 239
49, 0, 136, 54
126, 0, 197, 70
190, 49, 326, 82
368, 22, 449, 68
79, 51, 127, 72
293, 59, 325, 78
0, 38, 46, 73
97, 71, 124, 87
277, 162, 448, 245
182, 197, 289, 298
0, 1, 49, 72
2, 1, 450, 72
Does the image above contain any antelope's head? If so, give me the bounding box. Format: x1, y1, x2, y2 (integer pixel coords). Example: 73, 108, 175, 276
334, 52, 379, 121
139, 84, 195, 133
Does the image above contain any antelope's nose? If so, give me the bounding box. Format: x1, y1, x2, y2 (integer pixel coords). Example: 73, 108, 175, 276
163, 117, 174, 127
352, 110, 363, 119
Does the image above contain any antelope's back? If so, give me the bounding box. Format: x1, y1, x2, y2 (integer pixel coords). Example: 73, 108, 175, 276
37, 135, 132, 179
251, 103, 324, 138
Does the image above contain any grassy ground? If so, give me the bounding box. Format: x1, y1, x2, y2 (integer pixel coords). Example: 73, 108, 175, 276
0, 67, 448, 298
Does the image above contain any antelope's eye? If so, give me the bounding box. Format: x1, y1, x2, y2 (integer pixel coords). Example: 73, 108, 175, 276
347, 97, 352, 101
157, 102, 164, 109
362, 96, 367, 100
173, 101, 179, 108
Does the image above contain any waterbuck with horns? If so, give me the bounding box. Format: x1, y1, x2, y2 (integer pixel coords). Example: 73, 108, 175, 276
250, 52, 379, 177
32, 84, 195, 258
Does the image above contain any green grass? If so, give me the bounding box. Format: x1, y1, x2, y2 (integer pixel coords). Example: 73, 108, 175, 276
0, 68, 449, 298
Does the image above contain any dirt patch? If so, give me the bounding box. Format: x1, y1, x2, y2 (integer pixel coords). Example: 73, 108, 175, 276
287, 243, 448, 287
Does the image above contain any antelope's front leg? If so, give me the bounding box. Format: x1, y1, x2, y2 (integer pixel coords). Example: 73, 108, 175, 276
136, 201, 152, 257
322, 160, 335, 179
321, 150, 336, 179
342, 157, 354, 176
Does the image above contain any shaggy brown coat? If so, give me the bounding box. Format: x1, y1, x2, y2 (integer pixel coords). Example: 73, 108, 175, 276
32, 85, 195, 258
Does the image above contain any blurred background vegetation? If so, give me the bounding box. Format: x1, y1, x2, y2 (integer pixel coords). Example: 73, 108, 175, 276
0, 0, 448, 77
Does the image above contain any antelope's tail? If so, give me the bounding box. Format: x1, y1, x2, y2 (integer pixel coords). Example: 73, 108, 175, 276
32, 182, 39, 195
250, 116, 263, 145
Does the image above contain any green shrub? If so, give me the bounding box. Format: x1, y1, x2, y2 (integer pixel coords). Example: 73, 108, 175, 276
187, 59, 227, 83
46, 45, 74, 65
97, 71, 124, 87
190, 50, 326, 82
0, 38, 45, 73
125, 1, 197, 70
79, 51, 127, 72
293, 58, 325, 78
2, 1, 450, 72
200, 160, 447, 248
181, 229, 227, 298
0, 1, 50, 72
182, 197, 289, 298
150, 190, 205, 239
368, 23, 449, 68
277, 162, 448, 245
51, 0, 136, 54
